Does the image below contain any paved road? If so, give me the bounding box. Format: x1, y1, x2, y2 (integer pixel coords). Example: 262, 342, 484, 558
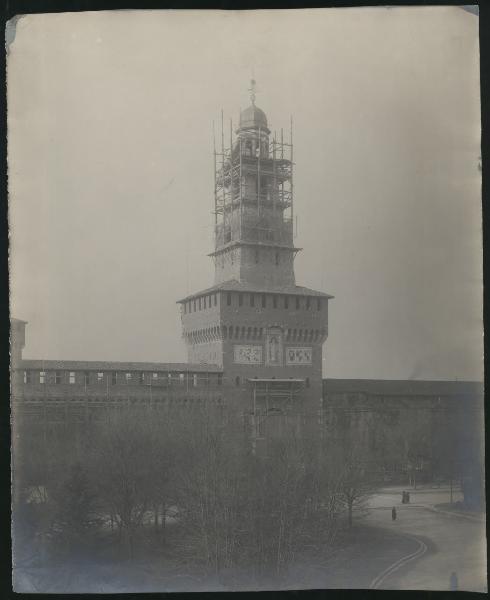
365, 487, 487, 592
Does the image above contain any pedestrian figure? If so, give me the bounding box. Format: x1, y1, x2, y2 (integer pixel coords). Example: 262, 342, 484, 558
450, 571, 458, 591
392, 506, 397, 521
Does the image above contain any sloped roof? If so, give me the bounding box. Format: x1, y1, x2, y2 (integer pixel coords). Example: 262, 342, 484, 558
20, 359, 222, 373
323, 378, 483, 397
177, 279, 334, 303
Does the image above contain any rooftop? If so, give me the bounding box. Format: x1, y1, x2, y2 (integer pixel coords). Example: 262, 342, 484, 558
177, 279, 334, 303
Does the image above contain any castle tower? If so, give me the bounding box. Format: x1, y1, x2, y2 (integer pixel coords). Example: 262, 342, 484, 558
178, 82, 333, 421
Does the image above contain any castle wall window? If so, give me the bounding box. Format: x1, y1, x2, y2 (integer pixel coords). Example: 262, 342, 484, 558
69, 371, 75, 384
296, 297, 300, 310
273, 295, 277, 309
97, 372, 104, 383
40, 371, 45, 384
112, 372, 117, 385
261, 294, 266, 308
227, 292, 232, 306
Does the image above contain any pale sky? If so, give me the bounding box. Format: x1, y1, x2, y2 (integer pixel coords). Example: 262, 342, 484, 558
8, 7, 482, 380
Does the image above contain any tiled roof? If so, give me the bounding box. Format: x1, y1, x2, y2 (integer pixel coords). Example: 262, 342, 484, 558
323, 379, 483, 397
20, 359, 222, 373
177, 279, 334, 303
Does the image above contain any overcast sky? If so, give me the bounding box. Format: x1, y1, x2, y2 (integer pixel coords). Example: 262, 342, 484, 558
8, 7, 482, 380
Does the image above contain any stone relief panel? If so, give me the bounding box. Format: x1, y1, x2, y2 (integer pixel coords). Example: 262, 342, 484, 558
233, 345, 263, 364
286, 347, 312, 365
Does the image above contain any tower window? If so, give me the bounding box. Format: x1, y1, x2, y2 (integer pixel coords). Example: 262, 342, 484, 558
250, 294, 255, 307
238, 293, 243, 306
273, 295, 277, 309
261, 294, 266, 308
296, 297, 300, 310
227, 292, 232, 306
284, 296, 289, 309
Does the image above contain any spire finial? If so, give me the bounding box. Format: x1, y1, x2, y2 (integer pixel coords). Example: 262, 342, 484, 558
249, 78, 257, 106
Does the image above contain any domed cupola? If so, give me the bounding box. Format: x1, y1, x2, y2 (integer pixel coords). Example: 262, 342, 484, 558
237, 79, 270, 134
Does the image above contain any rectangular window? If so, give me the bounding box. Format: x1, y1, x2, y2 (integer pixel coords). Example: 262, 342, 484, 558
97, 372, 104, 383
296, 296, 300, 310
23, 370, 30, 384
139, 372, 144, 384
238, 293, 243, 306
40, 371, 45, 384
306, 297, 311, 310
193, 374, 198, 387
250, 294, 255, 307
284, 296, 289, 309
83, 371, 90, 385
179, 373, 185, 385
69, 371, 75, 384
273, 295, 277, 309
153, 372, 158, 381
112, 372, 117, 385
126, 372, 132, 382
55, 371, 62, 385
227, 292, 232, 306
261, 294, 266, 308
